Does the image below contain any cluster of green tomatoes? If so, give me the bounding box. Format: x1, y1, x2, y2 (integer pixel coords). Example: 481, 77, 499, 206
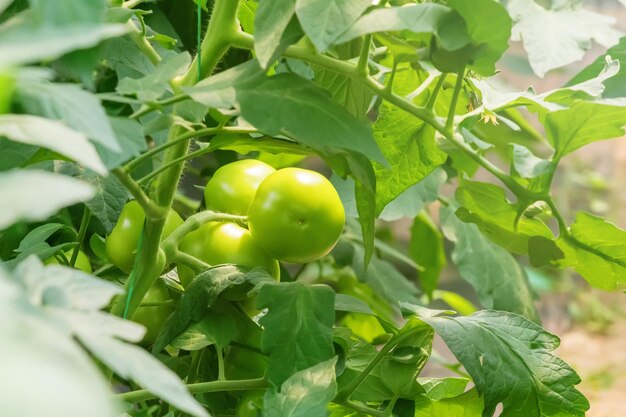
101, 160, 346, 343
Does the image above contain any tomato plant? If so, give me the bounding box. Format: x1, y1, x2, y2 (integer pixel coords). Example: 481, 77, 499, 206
1, 0, 626, 417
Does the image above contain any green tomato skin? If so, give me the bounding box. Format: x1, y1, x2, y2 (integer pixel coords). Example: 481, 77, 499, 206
131, 280, 173, 346
178, 221, 280, 287
204, 159, 276, 215
236, 390, 264, 417
247, 168, 345, 263
105, 200, 183, 273
45, 249, 92, 273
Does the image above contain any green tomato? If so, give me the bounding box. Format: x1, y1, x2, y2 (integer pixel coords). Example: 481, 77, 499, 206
247, 168, 345, 263
131, 280, 174, 346
105, 200, 183, 273
178, 221, 280, 287
236, 390, 264, 417
204, 159, 276, 215
45, 249, 92, 273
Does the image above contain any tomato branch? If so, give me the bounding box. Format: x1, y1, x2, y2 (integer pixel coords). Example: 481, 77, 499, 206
117, 377, 269, 403
126, 20, 162, 66
112, 168, 162, 218
160, 210, 246, 264
446, 69, 465, 132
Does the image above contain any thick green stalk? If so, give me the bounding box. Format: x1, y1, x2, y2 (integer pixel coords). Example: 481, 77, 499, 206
111, 0, 241, 318
118, 377, 268, 403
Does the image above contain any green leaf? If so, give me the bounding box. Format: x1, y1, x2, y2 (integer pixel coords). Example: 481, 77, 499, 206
410, 213, 446, 297
409, 309, 589, 417
264, 357, 338, 417
510, 144, 554, 194
334, 294, 374, 316
0, 138, 39, 171
414, 388, 484, 417
117, 52, 191, 102
335, 4, 448, 44
0, 170, 94, 230
16, 81, 121, 152
507, 0, 621, 77
455, 181, 553, 254
237, 73, 384, 163
549, 213, 626, 290
254, 0, 297, 68
0, 115, 107, 175
171, 310, 237, 351
153, 266, 274, 353
29, 0, 106, 25
373, 68, 446, 215
3, 223, 74, 268
545, 101, 626, 158
379, 168, 446, 221
295, 0, 371, 52
314, 67, 373, 120
96, 117, 147, 170
568, 37, 626, 98
418, 377, 470, 401
440, 205, 539, 322
445, 0, 512, 76
257, 282, 335, 387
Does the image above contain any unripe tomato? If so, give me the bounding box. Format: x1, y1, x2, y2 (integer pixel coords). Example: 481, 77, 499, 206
204, 159, 276, 215
105, 201, 183, 273
131, 280, 174, 345
247, 168, 345, 263
178, 222, 279, 287
45, 249, 92, 273
236, 390, 264, 417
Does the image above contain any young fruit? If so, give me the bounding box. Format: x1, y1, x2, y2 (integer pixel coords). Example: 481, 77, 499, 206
45, 249, 92, 273
236, 390, 264, 417
131, 280, 174, 346
247, 168, 345, 263
105, 201, 183, 273
178, 222, 280, 287
204, 159, 276, 215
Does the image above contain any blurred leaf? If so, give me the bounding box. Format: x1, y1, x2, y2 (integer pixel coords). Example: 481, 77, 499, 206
117, 52, 190, 101
406, 308, 589, 417
335, 4, 447, 44
0, 170, 94, 230
3, 223, 73, 268
568, 37, 626, 98
16, 80, 121, 152
258, 282, 335, 387
95, 117, 147, 170
508, 0, 620, 77
0, 115, 107, 175
295, 0, 371, 52
410, 213, 446, 296
264, 357, 338, 417
440, 204, 539, 322
418, 377, 470, 400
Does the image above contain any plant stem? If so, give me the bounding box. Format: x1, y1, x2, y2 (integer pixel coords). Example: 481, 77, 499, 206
334, 400, 389, 417
118, 377, 269, 403
357, 35, 372, 77
126, 20, 161, 66
446, 69, 465, 132
112, 168, 162, 217
129, 94, 190, 119
426, 73, 446, 111
172, 250, 210, 272
70, 207, 91, 267
160, 210, 246, 263
125, 126, 258, 172
111, 0, 242, 319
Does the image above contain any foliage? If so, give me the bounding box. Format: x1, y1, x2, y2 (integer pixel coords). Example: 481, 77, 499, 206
1, 0, 625, 416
